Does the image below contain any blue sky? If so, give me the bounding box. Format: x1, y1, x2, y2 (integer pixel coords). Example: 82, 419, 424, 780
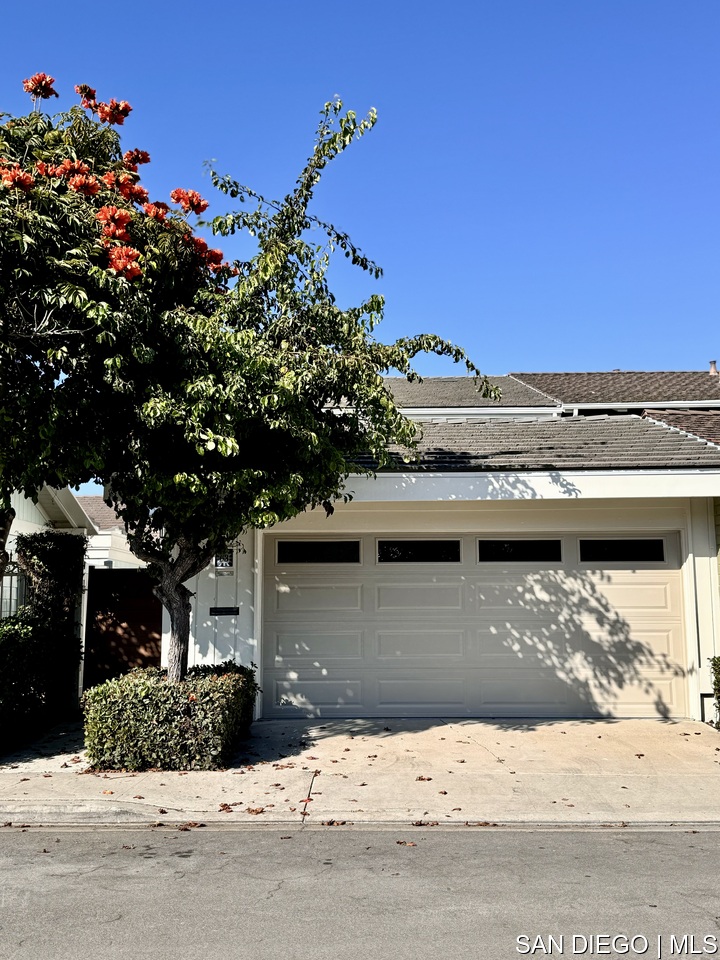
3, 1, 719, 376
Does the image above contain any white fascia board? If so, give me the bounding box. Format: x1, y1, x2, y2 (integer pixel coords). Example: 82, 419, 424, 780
400, 407, 560, 419
343, 470, 720, 502
48, 487, 99, 535
564, 400, 720, 413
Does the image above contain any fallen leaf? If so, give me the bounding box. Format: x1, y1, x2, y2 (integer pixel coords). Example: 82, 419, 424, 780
456, 760, 466, 764
411, 820, 438, 827
396, 840, 417, 846
452, 807, 462, 811
42, 774, 52, 779
635, 754, 645, 758
132, 795, 145, 800
218, 803, 233, 813
101, 790, 114, 795
438, 790, 448, 795
415, 776, 432, 781
464, 820, 498, 827
157, 808, 167, 814
322, 819, 348, 826
280, 835, 292, 840
245, 807, 264, 815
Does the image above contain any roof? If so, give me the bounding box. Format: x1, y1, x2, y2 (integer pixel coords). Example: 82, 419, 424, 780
384, 376, 556, 408
76, 496, 123, 530
510, 371, 720, 405
363, 415, 720, 472
643, 409, 720, 445
34, 487, 98, 534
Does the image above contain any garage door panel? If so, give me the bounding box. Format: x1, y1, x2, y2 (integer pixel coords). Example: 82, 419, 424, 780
271, 582, 363, 613
587, 577, 682, 616
271, 630, 365, 662
376, 677, 466, 709
272, 678, 365, 711
377, 629, 465, 659
375, 582, 464, 611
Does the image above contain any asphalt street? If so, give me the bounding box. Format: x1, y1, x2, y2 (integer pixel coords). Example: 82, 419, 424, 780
1, 825, 719, 960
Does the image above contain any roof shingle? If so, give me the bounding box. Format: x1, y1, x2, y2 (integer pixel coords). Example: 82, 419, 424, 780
511, 371, 720, 404
361, 415, 720, 472
384, 376, 555, 408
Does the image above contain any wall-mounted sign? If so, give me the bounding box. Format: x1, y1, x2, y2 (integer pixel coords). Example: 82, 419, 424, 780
209, 606, 240, 616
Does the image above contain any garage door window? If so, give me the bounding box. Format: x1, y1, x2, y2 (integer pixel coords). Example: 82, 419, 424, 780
277, 540, 361, 564
377, 540, 461, 563
579, 539, 665, 563
477, 539, 562, 563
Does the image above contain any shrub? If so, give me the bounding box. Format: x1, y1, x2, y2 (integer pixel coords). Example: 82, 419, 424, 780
0, 610, 52, 749
709, 656, 720, 728
82, 662, 259, 770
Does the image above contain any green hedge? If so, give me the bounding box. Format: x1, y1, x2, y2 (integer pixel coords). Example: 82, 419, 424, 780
710, 657, 720, 728
0, 610, 52, 748
0, 531, 87, 751
82, 661, 259, 771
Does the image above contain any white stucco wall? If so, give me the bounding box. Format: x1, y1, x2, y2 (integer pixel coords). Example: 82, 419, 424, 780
162, 537, 257, 670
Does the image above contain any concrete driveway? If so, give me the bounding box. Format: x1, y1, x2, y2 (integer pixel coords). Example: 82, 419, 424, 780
0, 718, 719, 825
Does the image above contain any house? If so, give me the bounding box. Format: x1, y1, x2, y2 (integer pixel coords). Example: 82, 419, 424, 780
2, 488, 97, 619
165, 369, 720, 722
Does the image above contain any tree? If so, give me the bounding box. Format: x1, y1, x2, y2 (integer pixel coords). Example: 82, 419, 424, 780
1, 75, 497, 682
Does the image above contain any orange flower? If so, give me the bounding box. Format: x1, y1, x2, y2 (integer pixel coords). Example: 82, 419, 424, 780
107, 245, 142, 280
96, 99, 132, 125
96, 206, 132, 241
170, 188, 209, 214
143, 202, 169, 221
114, 174, 149, 205
123, 149, 151, 170
101, 172, 117, 189
23, 73, 59, 100
67, 174, 100, 196
1, 164, 35, 191
75, 84, 97, 111
52, 158, 91, 178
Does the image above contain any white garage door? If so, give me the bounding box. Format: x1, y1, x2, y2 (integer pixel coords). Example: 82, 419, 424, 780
262, 532, 689, 718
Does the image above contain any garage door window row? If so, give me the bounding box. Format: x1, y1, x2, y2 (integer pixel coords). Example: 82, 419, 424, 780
276, 537, 666, 565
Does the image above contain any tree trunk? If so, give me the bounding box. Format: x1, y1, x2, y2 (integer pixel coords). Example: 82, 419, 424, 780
154, 578, 193, 683
0, 507, 15, 580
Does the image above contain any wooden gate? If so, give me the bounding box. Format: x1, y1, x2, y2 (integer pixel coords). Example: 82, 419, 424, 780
83, 567, 162, 689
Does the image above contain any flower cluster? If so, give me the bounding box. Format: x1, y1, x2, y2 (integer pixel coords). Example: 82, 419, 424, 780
74, 84, 97, 109
23, 73, 59, 100
48, 158, 90, 177
107, 245, 142, 280
96, 99, 133, 126
1, 163, 35, 191
67, 174, 100, 196
117, 174, 149, 205
96, 206, 132, 243
170, 188, 209, 215
188, 236, 226, 272
123, 149, 151, 171
143, 201, 169, 222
